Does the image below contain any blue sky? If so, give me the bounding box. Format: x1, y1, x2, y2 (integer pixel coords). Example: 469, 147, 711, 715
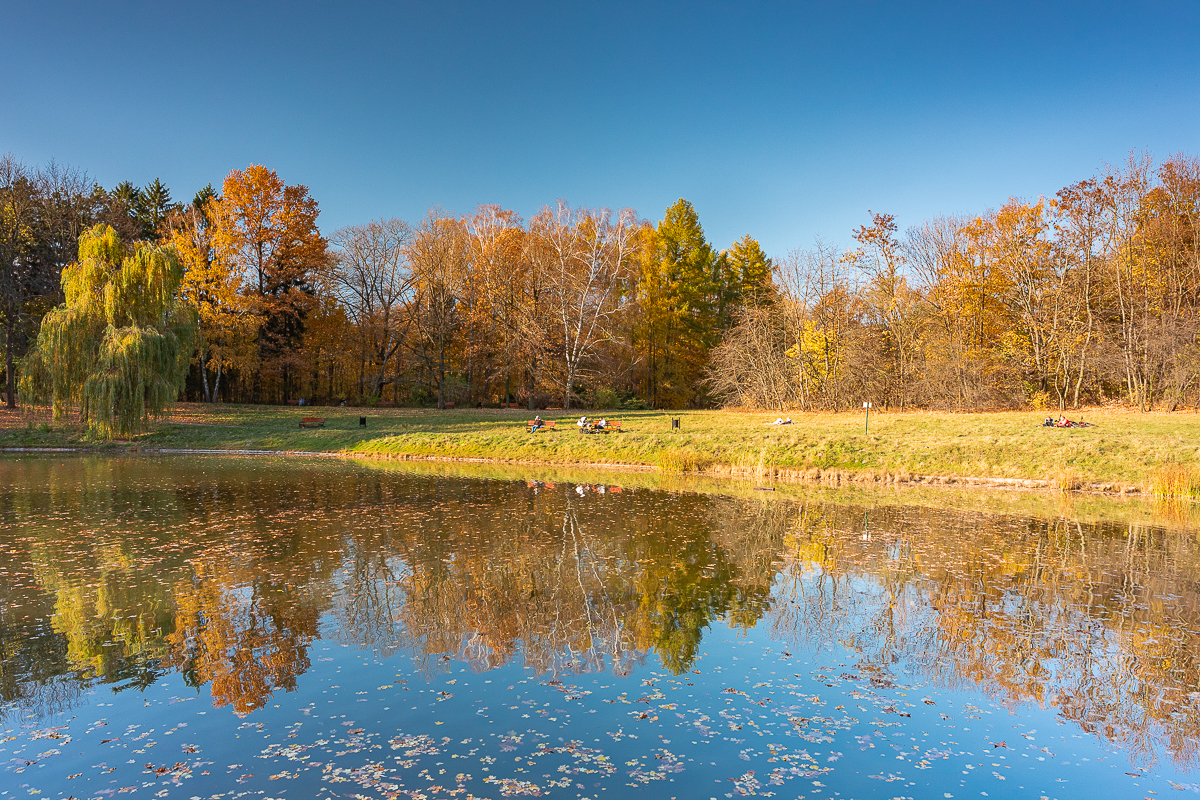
2, 2, 1197, 256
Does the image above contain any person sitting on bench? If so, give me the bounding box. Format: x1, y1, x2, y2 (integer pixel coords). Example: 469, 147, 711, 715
529, 415, 544, 432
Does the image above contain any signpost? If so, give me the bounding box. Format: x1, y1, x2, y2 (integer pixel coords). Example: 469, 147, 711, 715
863, 401, 872, 434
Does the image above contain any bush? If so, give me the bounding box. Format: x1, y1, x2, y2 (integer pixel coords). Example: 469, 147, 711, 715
594, 387, 620, 409
594, 386, 650, 410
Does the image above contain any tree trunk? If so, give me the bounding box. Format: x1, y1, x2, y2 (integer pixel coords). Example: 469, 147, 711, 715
253, 326, 264, 404
563, 362, 575, 410
200, 350, 212, 403
527, 358, 537, 411
436, 333, 446, 410
5, 316, 16, 409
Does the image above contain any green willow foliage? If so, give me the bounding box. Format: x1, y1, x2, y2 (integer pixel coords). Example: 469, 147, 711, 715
21, 224, 196, 438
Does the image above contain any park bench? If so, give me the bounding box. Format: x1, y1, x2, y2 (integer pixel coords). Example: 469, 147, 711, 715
299, 417, 326, 429
527, 420, 556, 432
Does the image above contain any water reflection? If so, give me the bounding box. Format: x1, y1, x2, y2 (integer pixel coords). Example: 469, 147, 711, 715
1, 455, 1199, 770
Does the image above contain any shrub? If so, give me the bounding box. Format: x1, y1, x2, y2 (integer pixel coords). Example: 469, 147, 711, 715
594, 387, 620, 409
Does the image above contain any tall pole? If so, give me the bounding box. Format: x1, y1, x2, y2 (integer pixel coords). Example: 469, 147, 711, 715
863, 401, 871, 434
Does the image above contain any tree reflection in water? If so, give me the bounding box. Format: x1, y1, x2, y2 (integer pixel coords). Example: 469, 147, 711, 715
0, 455, 1199, 767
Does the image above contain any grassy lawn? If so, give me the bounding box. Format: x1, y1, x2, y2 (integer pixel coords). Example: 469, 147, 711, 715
3, 403, 1198, 493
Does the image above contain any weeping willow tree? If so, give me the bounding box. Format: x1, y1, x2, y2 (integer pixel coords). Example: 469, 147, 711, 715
20, 224, 197, 438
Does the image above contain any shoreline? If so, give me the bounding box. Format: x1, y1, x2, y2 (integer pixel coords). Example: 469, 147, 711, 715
3, 404, 1193, 499
0, 443, 1146, 497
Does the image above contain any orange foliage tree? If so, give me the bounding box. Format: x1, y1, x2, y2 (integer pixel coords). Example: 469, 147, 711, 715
209, 165, 327, 402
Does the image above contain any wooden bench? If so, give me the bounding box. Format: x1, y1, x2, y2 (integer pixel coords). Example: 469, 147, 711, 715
527, 420, 556, 432
299, 417, 326, 429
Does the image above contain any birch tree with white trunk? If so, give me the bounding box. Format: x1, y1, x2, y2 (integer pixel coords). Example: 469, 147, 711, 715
530, 202, 639, 409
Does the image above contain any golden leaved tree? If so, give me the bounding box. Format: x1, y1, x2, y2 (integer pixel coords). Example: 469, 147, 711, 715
208, 165, 327, 403
169, 202, 255, 402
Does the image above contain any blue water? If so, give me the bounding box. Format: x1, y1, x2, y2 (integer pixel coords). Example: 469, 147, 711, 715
0, 456, 1196, 799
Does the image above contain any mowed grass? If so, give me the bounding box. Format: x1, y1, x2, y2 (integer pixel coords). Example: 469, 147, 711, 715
3, 403, 1198, 492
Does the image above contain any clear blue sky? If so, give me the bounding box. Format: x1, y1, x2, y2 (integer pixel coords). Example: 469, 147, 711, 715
2, 2, 1197, 257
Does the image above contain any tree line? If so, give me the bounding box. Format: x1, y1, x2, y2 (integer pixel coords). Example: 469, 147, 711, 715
3, 151, 1199, 435
713, 152, 1200, 412
3, 159, 772, 430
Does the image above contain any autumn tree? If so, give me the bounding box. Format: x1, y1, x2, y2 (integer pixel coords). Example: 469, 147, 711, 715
775, 240, 858, 409
169, 198, 254, 402
1051, 179, 1107, 408
907, 216, 974, 406
843, 212, 923, 408
530, 202, 640, 409
20, 224, 196, 437
407, 212, 468, 410
637, 199, 719, 407
463, 205, 532, 406
990, 199, 1058, 400
1145, 154, 1200, 409
209, 165, 327, 403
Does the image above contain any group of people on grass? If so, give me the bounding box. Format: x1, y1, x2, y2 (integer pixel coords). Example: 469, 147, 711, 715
527, 415, 616, 433
1043, 414, 1092, 428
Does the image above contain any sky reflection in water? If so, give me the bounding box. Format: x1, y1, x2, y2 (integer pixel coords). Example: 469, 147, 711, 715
1, 455, 1199, 800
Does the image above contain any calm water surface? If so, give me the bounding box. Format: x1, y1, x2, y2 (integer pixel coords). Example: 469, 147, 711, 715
2, 455, 1199, 800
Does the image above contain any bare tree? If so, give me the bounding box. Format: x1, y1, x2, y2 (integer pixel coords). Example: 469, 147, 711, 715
331, 218, 414, 399
1053, 179, 1109, 408
706, 305, 794, 410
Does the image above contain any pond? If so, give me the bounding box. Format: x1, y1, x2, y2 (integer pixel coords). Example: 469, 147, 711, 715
1, 455, 1199, 800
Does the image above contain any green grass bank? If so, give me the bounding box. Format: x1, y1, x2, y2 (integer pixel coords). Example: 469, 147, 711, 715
5, 403, 1200, 495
